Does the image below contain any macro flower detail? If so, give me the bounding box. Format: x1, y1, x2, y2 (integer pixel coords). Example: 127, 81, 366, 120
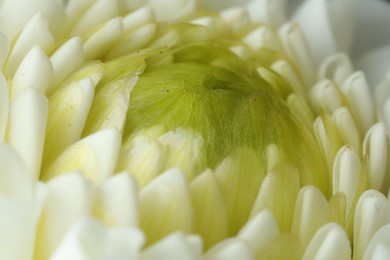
0, 0, 390, 259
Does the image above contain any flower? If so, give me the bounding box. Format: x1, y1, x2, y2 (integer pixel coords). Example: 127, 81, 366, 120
0, 0, 390, 259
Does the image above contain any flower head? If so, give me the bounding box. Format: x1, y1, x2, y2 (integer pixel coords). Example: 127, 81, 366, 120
1, 0, 390, 259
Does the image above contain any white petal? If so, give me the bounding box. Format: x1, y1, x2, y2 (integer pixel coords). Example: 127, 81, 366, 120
141, 232, 202, 260
272, 60, 305, 97
68, 0, 118, 36
363, 123, 389, 191
310, 80, 344, 115
140, 168, 193, 246
12, 46, 53, 98
0, 197, 42, 260
291, 186, 330, 248
238, 209, 279, 256
342, 71, 375, 133
8, 88, 48, 180
83, 17, 123, 60
0, 72, 8, 141
49, 37, 84, 91
331, 107, 361, 151
148, 0, 196, 22
51, 217, 144, 260
246, 0, 286, 27
319, 53, 354, 87
95, 173, 139, 226
250, 164, 300, 232
278, 22, 315, 87
353, 190, 390, 260
42, 77, 95, 169
355, 45, 390, 90
36, 173, 93, 259
0, 0, 66, 40
302, 223, 351, 260
4, 13, 55, 77
244, 26, 282, 52
122, 6, 155, 32
332, 145, 361, 214
204, 238, 255, 260
371, 245, 390, 260
190, 169, 229, 249
44, 128, 121, 184
363, 224, 390, 260
0, 32, 9, 69
106, 23, 157, 59
0, 143, 32, 199
159, 128, 207, 180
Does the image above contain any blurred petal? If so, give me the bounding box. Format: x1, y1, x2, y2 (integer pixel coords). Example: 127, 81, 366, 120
302, 223, 351, 260
204, 238, 255, 260
141, 232, 202, 260
51, 217, 144, 260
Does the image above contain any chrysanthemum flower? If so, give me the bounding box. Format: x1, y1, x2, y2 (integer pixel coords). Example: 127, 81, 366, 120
1, 0, 390, 259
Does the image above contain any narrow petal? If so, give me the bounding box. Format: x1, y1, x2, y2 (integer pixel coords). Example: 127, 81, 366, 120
83, 17, 123, 60
68, 0, 118, 36
141, 232, 202, 260
363, 224, 390, 260
0, 32, 9, 69
342, 71, 376, 134
159, 128, 207, 180
140, 168, 193, 246
215, 148, 265, 234
331, 107, 361, 152
278, 22, 315, 87
0, 72, 8, 141
35, 173, 93, 259
94, 173, 139, 227
4, 13, 55, 77
309, 79, 344, 115
190, 169, 229, 249
204, 238, 255, 260
332, 145, 362, 215
0, 198, 42, 260
302, 223, 351, 260
42, 77, 96, 170
49, 36, 84, 92
363, 123, 390, 191
43, 128, 121, 184
238, 209, 279, 256
319, 53, 354, 87
118, 132, 166, 187
11, 46, 53, 98
0, 0, 66, 40
148, 0, 197, 22
353, 190, 390, 260
8, 88, 48, 179
250, 164, 300, 232
0, 143, 32, 199
291, 186, 330, 249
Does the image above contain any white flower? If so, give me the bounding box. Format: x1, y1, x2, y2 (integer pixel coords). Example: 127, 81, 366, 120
0, 0, 390, 259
